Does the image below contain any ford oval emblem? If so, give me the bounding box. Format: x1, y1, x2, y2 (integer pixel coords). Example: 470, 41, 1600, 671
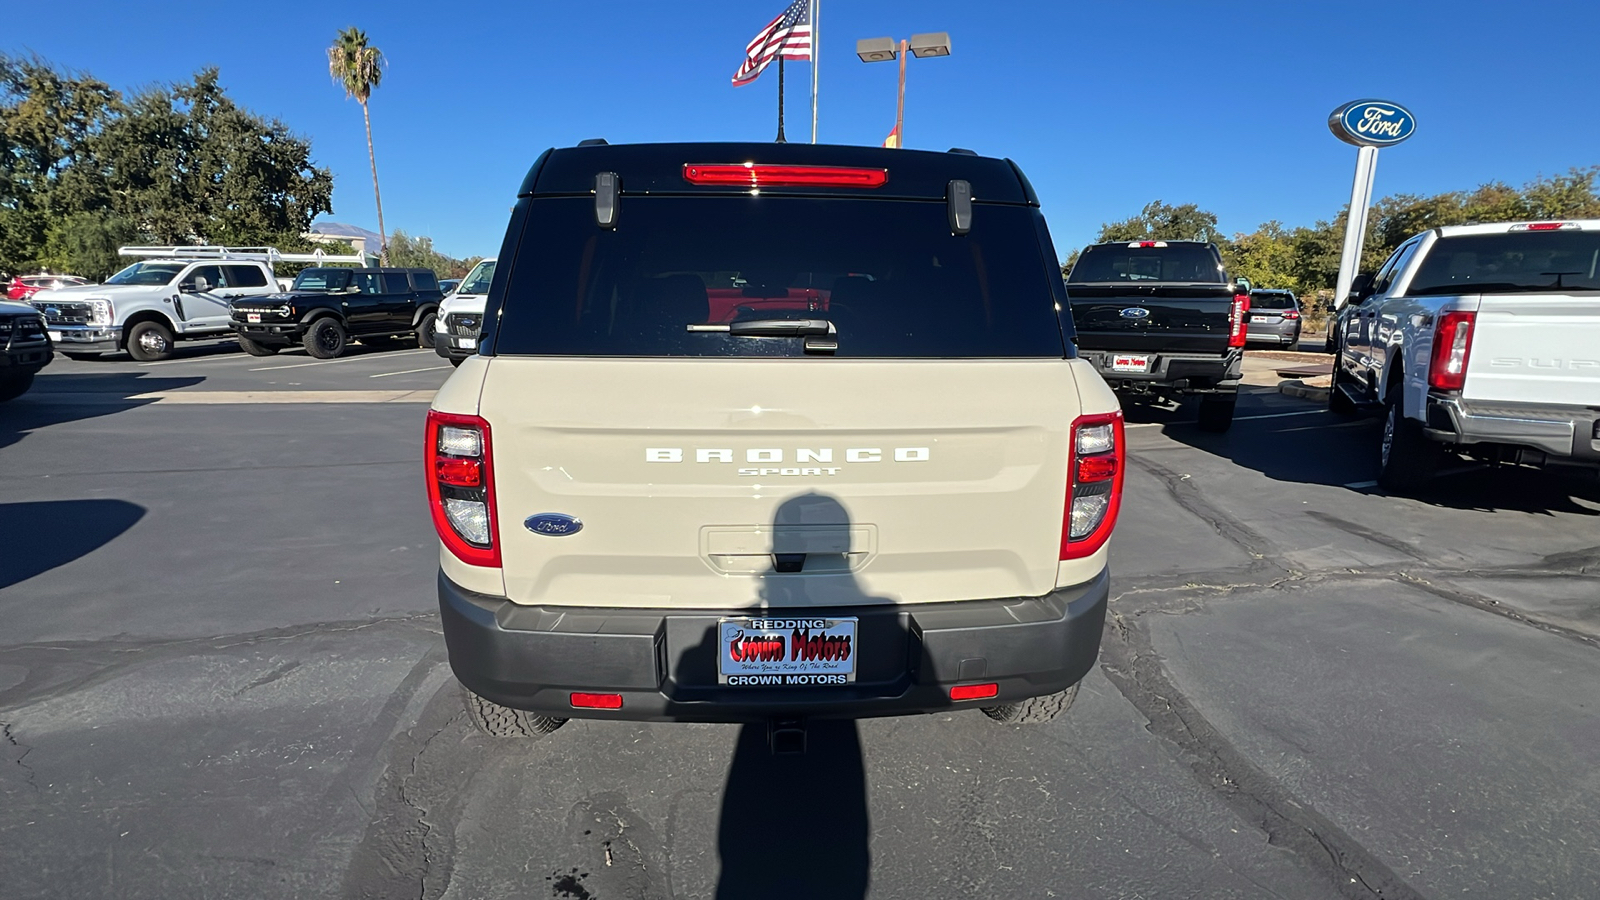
524, 513, 583, 537
1329, 99, 1416, 147
1120, 307, 1151, 320
44, 307, 60, 318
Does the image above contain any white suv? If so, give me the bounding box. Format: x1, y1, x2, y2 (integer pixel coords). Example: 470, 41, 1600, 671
433, 257, 495, 366
426, 142, 1125, 743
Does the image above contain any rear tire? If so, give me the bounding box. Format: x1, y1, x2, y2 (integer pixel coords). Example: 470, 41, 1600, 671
237, 335, 279, 356
462, 688, 567, 739
982, 684, 1080, 725
0, 373, 34, 403
302, 317, 347, 359
1377, 387, 1442, 493
416, 312, 437, 349
126, 320, 175, 361
1328, 358, 1358, 416
1196, 396, 1236, 433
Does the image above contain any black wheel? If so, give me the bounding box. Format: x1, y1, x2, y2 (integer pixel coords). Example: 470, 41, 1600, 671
125, 320, 176, 361
62, 352, 102, 361
302, 317, 347, 359
1196, 396, 1236, 433
462, 688, 567, 739
449, 356, 464, 368
237, 335, 279, 357
983, 684, 1080, 725
1377, 386, 1442, 493
416, 312, 437, 349
0, 372, 34, 403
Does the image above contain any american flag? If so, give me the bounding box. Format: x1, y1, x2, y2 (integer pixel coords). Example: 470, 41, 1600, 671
731, 0, 812, 87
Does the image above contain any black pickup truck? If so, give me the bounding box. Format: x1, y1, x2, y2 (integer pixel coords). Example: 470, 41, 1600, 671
1, 299, 52, 402
1064, 240, 1248, 432
229, 267, 443, 359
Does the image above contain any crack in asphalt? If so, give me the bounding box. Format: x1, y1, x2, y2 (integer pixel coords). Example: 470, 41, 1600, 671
1099, 611, 1425, 900
3, 720, 38, 793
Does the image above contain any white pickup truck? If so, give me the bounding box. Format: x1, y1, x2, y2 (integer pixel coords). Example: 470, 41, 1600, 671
1330, 220, 1600, 490
29, 245, 367, 361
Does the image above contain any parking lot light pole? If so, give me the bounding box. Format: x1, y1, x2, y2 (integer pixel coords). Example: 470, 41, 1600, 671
855, 32, 951, 148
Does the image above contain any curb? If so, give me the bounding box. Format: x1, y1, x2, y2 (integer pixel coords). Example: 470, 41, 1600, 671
1278, 379, 1329, 403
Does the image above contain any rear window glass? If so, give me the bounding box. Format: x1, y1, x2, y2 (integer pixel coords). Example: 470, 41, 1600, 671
493, 197, 1064, 358
1067, 244, 1225, 284
410, 270, 439, 291
222, 265, 269, 288
1249, 292, 1296, 309
1408, 231, 1600, 295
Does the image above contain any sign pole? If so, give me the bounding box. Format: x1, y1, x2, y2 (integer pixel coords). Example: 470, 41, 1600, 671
1333, 145, 1379, 308
1327, 99, 1416, 309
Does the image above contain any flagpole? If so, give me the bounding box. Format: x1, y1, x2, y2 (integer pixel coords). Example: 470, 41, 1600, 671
810, 0, 819, 143
776, 57, 787, 143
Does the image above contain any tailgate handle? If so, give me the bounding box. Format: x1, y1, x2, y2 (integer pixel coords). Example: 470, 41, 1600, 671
947, 179, 972, 235
773, 553, 806, 573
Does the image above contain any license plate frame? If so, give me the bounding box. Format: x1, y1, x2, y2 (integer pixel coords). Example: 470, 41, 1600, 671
717, 616, 858, 686
1110, 354, 1151, 373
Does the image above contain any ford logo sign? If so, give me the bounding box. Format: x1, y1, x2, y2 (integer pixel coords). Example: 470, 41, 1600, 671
44, 307, 60, 318
1119, 307, 1151, 320
1329, 99, 1416, 147
525, 513, 583, 537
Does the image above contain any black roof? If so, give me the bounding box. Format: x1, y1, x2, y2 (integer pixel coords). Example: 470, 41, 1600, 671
519, 142, 1037, 205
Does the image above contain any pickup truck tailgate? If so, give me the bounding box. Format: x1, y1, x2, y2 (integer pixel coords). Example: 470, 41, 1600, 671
1465, 294, 1600, 406
1067, 284, 1235, 353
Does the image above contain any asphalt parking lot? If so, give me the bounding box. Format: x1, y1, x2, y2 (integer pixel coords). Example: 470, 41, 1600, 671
3, 342, 1598, 899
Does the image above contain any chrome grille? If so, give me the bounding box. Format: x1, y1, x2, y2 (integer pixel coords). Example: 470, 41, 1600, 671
31, 300, 94, 326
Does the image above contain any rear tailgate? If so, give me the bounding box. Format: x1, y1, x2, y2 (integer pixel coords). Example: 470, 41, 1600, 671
479, 358, 1082, 610
1464, 293, 1600, 406
1067, 284, 1236, 352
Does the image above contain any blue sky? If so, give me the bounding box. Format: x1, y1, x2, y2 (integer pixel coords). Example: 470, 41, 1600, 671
8, 1, 1599, 260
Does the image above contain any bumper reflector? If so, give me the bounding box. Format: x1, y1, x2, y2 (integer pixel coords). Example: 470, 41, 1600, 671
570, 692, 624, 710
950, 683, 999, 701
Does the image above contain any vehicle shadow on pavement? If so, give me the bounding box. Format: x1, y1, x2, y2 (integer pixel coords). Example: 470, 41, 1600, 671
1, 372, 204, 450
0, 499, 145, 589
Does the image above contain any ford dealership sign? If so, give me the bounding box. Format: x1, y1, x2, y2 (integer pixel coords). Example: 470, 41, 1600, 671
1328, 100, 1416, 147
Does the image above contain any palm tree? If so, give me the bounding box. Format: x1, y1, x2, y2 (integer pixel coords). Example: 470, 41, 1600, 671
327, 27, 389, 264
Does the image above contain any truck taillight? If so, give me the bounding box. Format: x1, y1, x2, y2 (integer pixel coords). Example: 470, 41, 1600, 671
1062, 411, 1125, 560
1282, 310, 1300, 320
1228, 294, 1250, 348
426, 410, 500, 567
1428, 311, 1476, 392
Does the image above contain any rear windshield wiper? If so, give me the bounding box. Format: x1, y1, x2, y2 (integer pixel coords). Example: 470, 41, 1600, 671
688, 318, 835, 336
687, 319, 838, 354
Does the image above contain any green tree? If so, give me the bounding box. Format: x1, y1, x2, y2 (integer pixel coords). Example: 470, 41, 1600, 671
1221, 221, 1300, 292
1096, 200, 1226, 244
42, 210, 136, 280
328, 28, 389, 264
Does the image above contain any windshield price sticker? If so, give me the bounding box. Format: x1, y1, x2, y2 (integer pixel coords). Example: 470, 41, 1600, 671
718, 617, 858, 686
1111, 354, 1150, 373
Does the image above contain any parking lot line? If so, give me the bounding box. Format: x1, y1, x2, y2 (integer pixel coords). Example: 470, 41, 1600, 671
1233, 410, 1328, 421
136, 352, 255, 368
249, 349, 428, 371
369, 364, 451, 378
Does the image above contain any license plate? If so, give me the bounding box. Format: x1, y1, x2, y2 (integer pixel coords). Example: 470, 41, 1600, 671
48, 331, 63, 341
718, 617, 857, 686
1251, 315, 1273, 322
246, 313, 261, 323
455, 337, 476, 349
1110, 354, 1150, 373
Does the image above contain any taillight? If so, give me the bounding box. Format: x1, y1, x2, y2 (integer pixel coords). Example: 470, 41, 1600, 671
1062, 411, 1125, 560
425, 409, 500, 567
682, 164, 889, 188
1428, 311, 1476, 391
1228, 294, 1251, 347
1511, 222, 1578, 232
1282, 310, 1300, 320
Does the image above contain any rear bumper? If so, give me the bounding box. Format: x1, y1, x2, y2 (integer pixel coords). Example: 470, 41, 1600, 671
438, 568, 1110, 723
1078, 348, 1241, 394
1246, 322, 1300, 344
1424, 394, 1600, 463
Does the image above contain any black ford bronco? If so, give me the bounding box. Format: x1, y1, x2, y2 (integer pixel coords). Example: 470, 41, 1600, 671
229, 267, 444, 359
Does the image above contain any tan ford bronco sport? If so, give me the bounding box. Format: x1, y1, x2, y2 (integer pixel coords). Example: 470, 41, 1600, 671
425, 141, 1124, 748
